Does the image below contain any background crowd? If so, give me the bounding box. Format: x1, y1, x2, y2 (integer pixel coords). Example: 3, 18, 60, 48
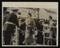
3, 7, 57, 45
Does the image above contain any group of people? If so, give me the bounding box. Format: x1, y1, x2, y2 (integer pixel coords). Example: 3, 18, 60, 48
3, 8, 57, 45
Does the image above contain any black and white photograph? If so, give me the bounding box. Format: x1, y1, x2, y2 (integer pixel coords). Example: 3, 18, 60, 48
2, 2, 58, 47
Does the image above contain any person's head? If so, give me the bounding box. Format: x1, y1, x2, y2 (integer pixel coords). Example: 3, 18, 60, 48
49, 16, 52, 20
12, 9, 18, 14
17, 12, 21, 19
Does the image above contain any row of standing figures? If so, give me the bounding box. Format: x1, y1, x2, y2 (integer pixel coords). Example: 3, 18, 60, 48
10, 23, 54, 45
3, 11, 57, 45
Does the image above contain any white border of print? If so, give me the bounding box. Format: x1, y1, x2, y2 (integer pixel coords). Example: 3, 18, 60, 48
2, 2, 58, 47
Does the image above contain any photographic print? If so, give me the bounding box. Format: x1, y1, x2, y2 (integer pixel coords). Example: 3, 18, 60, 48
2, 2, 58, 47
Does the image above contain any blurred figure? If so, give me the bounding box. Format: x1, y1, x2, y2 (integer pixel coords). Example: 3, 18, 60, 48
17, 12, 25, 45
46, 16, 57, 45
51, 20, 57, 45
3, 9, 19, 45
43, 24, 51, 45
36, 19, 43, 45
3, 11, 10, 45
24, 13, 35, 45
19, 18, 26, 45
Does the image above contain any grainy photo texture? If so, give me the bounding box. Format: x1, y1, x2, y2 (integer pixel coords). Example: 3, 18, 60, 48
2, 2, 58, 47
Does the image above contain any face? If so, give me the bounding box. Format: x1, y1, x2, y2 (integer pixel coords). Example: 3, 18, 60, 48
17, 12, 21, 19
49, 16, 52, 20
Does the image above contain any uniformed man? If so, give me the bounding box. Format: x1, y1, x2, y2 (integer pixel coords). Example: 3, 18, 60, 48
3, 9, 19, 45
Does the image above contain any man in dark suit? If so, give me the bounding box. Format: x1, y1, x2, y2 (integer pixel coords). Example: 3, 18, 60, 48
36, 19, 43, 44
3, 9, 19, 45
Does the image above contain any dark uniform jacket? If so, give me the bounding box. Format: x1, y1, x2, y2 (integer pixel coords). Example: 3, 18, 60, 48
3, 13, 19, 31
